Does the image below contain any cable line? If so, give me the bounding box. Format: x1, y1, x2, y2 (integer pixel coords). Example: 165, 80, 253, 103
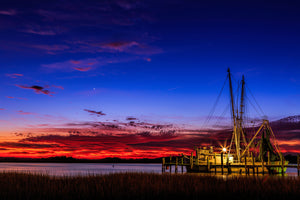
201, 75, 228, 130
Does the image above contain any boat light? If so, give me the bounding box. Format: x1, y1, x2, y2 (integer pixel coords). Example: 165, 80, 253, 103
222, 147, 227, 152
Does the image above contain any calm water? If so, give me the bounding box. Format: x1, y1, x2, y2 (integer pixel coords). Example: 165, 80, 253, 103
0, 162, 298, 177
0, 163, 165, 176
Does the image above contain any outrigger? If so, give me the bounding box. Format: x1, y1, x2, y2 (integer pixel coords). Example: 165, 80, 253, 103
162, 68, 296, 175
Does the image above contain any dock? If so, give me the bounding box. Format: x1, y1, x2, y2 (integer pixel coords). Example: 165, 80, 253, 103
162, 154, 300, 176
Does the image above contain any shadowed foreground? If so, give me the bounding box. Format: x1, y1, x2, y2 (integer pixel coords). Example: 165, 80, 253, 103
0, 172, 300, 200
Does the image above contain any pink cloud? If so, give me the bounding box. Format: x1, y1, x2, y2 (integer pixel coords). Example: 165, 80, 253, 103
6, 96, 27, 100
42, 56, 144, 73
30, 44, 70, 54
42, 58, 99, 72
24, 29, 57, 36
70, 60, 81, 64
6, 73, 23, 78
17, 110, 35, 115
0, 10, 17, 16
101, 41, 139, 52
65, 39, 162, 55
0, 108, 5, 110
6, 96, 28, 100
15, 85, 54, 96
52, 85, 64, 90
74, 67, 92, 72
17, 97, 28, 100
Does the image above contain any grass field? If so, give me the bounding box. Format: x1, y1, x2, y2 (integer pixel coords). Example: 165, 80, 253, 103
0, 172, 299, 200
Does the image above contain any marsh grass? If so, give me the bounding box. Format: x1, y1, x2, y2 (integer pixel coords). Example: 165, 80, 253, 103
0, 172, 299, 200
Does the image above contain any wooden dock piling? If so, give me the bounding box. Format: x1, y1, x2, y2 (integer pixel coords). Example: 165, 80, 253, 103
297, 155, 299, 176
221, 152, 224, 175
175, 157, 178, 173
251, 153, 255, 175
170, 156, 172, 173
244, 156, 247, 175
227, 157, 231, 174
281, 154, 284, 176
162, 158, 165, 173
190, 152, 193, 169
214, 153, 217, 174
262, 157, 264, 175
207, 157, 210, 172
181, 157, 184, 173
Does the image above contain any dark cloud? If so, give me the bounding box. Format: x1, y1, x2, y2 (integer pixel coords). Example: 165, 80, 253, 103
126, 117, 137, 121
13, 132, 33, 137
4, 116, 300, 158
84, 109, 106, 116
64, 120, 177, 133
15, 85, 54, 95
14, 133, 24, 137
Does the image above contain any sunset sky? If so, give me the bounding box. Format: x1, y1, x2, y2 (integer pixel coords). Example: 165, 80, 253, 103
0, 0, 300, 159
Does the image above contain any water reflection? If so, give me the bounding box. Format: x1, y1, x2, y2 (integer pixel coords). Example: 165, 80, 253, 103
0, 162, 298, 177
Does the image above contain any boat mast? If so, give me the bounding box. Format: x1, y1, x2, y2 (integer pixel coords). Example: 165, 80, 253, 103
239, 75, 245, 125
240, 76, 245, 144
228, 68, 240, 162
238, 75, 248, 156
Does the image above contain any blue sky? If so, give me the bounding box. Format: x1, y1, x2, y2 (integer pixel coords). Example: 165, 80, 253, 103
1, 0, 300, 127
0, 0, 299, 158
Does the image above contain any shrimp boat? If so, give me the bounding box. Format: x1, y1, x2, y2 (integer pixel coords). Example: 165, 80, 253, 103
185, 68, 288, 174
